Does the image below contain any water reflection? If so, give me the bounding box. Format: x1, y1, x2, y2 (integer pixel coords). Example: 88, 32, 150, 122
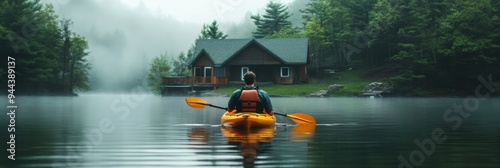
3, 96, 499, 167
290, 124, 316, 142
221, 126, 275, 167
186, 124, 316, 167
188, 127, 209, 144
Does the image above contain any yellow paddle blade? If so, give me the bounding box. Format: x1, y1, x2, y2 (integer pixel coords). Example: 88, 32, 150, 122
185, 97, 209, 109
286, 113, 316, 125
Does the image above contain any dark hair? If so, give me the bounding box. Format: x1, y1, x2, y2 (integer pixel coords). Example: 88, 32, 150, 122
243, 71, 256, 85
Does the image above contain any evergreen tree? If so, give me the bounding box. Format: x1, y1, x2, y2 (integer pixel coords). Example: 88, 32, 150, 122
251, 1, 292, 38
172, 51, 191, 76
60, 18, 72, 91
68, 34, 91, 92
147, 52, 171, 95
0, 1, 91, 94
436, 0, 499, 91
266, 27, 303, 38
302, 0, 334, 72
199, 20, 228, 39
386, 0, 434, 95
174, 19, 227, 77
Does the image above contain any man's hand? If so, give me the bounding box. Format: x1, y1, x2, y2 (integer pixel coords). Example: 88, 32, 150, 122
268, 111, 274, 116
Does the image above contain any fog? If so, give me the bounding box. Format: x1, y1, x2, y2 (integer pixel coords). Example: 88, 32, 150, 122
40, 0, 297, 92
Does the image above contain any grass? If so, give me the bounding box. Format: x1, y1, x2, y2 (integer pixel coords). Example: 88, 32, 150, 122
212, 70, 379, 97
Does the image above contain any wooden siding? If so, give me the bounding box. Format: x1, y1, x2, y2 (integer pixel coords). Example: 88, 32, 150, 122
298, 65, 307, 83
163, 76, 192, 85
227, 43, 281, 65
192, 77, 228, 85
162, 76, 228, 85
228, 65, 276, 83
192, 53, 213, 67
276, 66, 294, 84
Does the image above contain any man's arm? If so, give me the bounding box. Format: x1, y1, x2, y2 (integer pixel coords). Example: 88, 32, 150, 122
260, 90, 273, 114
227, 90, 240, 111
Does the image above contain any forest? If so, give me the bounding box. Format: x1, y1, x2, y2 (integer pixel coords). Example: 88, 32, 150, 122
2, 0, 499, 96
1, 0, 90, 95
165, 0, 500, 96
294, 0, 500, 95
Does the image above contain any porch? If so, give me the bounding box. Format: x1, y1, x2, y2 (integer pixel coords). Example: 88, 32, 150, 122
162, 76, 228, 86
161, 76, 228, 96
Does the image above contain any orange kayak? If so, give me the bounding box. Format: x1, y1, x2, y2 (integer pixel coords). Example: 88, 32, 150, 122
221, 110, 276, 128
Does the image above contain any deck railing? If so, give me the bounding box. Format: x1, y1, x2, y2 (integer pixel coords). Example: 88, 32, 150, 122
162, 76, 191, 85
163, 76, 228, 85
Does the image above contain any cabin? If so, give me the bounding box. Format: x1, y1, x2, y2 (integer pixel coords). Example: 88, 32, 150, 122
161, 38, 309, 95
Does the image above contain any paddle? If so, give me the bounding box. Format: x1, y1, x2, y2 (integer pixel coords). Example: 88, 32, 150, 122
185, 97, 227, 110
185, 97, 316, 125
273, 112, 316, 125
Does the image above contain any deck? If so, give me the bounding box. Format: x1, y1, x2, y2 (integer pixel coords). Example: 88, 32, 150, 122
161, 76, 228, 95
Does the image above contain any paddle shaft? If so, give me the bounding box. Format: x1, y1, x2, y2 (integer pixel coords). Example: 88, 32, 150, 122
202, 102, 287, 117
198, 102, 283, 115
196, 102, 227, 110
273, 112, 287, 117
186, 97, 315, 124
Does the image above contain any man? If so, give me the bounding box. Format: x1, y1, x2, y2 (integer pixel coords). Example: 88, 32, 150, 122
228, 71, 273, 115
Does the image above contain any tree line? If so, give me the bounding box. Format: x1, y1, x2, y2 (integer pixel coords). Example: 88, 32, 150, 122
1, 0, 90, 95
300, 0, 500, 95
155, 0, 499, 96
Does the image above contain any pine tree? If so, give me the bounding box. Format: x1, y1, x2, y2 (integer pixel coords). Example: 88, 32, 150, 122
436, 0, 499, 91
251, 1, 292, 38
199, 20, 228, 39
0, 1, 91, 94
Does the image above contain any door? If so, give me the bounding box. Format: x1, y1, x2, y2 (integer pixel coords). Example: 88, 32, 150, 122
204, 67, 212, 83
241, 67, 249, 81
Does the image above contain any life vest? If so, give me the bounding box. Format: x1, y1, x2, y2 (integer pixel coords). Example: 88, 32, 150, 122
237, 87, 262, 112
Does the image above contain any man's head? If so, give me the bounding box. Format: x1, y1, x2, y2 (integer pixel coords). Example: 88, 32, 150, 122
243, 71, 256, 85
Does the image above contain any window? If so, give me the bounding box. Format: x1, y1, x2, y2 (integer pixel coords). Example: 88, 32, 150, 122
204, 67, 212, 77
280, 67, 290, 77
194, 67, 202, 77
241, 67, 249, 80
215, 67, 225, 77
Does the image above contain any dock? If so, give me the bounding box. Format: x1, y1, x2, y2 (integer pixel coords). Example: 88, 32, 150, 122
161, 76, 225, 96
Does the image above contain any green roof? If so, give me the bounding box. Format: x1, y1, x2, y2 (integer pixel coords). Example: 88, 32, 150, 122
190, 38, 308, 66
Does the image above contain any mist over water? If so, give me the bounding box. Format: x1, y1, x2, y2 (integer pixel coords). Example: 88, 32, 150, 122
3, 96, 499, 167
38, 0, 285, 92
52, 0, 200, 91
38, 0, 195, 91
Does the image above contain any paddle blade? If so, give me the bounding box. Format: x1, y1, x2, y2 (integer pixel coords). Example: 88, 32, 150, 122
286, 113, 316, 125
185, 97, 209, 109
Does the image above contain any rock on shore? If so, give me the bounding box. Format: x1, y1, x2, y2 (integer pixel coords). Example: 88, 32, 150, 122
309, 84, 344, 97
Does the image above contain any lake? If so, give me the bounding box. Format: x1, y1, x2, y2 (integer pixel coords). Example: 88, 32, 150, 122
2, 94, 499, 167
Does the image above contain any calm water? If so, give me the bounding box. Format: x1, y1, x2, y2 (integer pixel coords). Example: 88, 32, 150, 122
1, 95, 499, 168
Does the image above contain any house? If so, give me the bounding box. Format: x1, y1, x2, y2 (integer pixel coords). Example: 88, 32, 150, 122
161, 38, 309, 95
190, 38, 308, 84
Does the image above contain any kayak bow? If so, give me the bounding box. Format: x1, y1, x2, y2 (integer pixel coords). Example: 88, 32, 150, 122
221, 110, 276, 128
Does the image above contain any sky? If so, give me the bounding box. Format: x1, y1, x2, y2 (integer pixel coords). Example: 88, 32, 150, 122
118, 0, 296, 24
41, 0, 298, 92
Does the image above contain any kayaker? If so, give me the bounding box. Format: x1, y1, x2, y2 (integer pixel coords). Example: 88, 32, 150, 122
227, 71, 274, 115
